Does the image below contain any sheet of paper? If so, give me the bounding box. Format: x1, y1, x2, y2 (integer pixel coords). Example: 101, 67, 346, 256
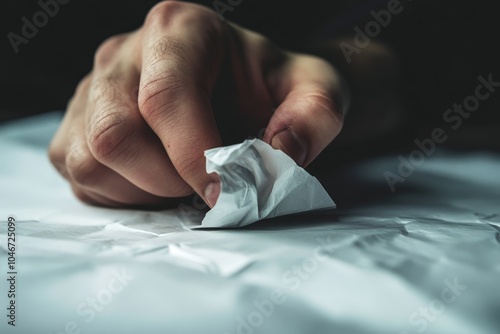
1, 113, 500, 334
201, 139, 335, 228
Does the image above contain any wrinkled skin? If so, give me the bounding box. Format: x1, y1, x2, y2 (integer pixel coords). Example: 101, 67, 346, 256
49, 1, 348, 208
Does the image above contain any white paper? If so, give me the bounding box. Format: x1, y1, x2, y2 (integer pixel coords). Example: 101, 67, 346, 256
2, 113, 500, 334
201, 139, 335, 228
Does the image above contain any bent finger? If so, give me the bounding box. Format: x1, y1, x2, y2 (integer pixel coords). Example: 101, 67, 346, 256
264, 55, 348, 166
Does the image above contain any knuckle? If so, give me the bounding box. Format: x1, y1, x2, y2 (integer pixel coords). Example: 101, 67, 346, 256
145, 1, 189, 26
304, 56, 348, 117
145, 1, 216, 32
65, 146, 99, 186
303, 91, 334, 111
94, 35, 125, 69
304, 90, 344, 124
87, 111, 133, 163
138, 74, 186, 123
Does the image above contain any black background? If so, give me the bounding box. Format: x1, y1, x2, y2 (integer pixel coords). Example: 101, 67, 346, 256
1, 0, 499, 151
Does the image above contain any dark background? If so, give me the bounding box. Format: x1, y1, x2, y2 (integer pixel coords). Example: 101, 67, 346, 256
1, 0, 499, 150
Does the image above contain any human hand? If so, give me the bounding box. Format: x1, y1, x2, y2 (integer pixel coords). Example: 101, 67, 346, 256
48, 1, 348, 208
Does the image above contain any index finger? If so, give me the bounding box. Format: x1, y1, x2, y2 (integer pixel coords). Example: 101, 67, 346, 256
136, 2, 225, 207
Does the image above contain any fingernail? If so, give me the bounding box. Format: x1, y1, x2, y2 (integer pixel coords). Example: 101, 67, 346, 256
271, 128, 308, 166
204, 181, 220, 208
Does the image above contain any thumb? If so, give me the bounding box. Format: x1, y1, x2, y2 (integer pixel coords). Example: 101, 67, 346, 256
263, 56, 348, 167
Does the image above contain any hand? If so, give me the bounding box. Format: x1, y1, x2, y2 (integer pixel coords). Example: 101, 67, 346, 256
48, 1, 348, 209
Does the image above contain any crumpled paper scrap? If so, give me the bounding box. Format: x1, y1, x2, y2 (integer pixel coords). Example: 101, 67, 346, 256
200, 139, 335, 228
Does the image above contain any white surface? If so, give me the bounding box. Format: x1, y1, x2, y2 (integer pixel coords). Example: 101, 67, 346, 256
202, 139, 335, 228
0, 112, 499, 334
